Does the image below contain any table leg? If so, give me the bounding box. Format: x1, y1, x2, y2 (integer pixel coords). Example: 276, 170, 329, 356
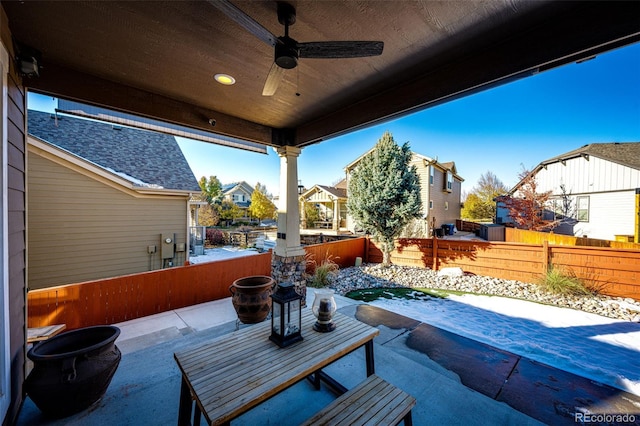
193, 405, 202, 426
178, 376, 193, 426
404, 411, 413, 426
365, 340, 375, 376
306, 371, 321, 390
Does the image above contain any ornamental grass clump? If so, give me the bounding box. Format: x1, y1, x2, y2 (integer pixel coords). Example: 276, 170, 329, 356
306, 254, 339, 288
537, 266, 594, 296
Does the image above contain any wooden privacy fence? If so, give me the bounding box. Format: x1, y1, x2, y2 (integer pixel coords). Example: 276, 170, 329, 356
28, 252, 272, 330
304, 237, 366, 273
28, 236, 640, 330
368, 238, 640, 300
505, 227, 640, 249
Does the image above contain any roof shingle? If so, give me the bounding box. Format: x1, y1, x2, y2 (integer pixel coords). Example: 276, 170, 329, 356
28, 110, 200, 191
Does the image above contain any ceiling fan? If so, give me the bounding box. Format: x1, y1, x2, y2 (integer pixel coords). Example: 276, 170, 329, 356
209, 1, 384, 96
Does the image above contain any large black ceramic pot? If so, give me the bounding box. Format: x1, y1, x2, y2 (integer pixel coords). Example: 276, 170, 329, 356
25, 325, 121, 418
229, 275, 275, 324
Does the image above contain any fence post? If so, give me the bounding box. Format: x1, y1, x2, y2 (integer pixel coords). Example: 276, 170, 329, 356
432, 236, 438, 271
364, 236, 369, 263
542, 240, 550, 275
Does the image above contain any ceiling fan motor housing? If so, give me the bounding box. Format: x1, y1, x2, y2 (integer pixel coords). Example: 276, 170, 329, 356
275, 37, 298, 69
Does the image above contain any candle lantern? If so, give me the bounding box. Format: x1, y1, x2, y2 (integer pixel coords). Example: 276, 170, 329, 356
269, 282, 303, 347
312, 289, 337, 332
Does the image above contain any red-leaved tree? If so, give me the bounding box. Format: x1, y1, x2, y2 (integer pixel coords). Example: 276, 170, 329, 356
503, 168, 557, 231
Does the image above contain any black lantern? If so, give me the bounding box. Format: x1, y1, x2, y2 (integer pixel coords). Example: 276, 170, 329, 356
269, 282, 303, 347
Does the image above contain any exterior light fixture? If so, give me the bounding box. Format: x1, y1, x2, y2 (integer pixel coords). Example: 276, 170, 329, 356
270, 282, 303, 347
214, 73, 236, 85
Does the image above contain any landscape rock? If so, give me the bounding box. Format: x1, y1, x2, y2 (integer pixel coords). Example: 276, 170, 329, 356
327, 263, 640, 322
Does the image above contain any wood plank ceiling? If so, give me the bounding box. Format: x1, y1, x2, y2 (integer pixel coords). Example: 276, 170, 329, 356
4, 0, 640, 148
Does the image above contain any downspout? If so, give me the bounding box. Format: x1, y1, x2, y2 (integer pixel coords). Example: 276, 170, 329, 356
635, 188, 639, 244
186, 193, 192, 263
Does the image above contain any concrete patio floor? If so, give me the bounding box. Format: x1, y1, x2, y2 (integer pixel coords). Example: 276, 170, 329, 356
16, 290, 640, 425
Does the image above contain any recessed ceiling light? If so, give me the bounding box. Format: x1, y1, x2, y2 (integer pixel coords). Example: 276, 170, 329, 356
214, 74, 236, 85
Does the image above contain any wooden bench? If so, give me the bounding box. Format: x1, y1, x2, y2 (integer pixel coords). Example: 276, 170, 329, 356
27, 324, 66, 344
302, 374, 416, 426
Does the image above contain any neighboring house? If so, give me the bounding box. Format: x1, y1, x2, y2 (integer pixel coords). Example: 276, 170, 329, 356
344, 150, 464, 234
497, 142, 640, 241
222, 181, 254, 220
299, 180, 348, 232
27, 110, 201, 289
188, 193, 209, 226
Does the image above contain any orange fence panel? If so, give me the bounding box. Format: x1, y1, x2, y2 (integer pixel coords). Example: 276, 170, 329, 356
505, 227, 640, 249
367, 237, 640, 300
28, 236, 640, 330
28, 252, 272, 330
304, 237, 366, 273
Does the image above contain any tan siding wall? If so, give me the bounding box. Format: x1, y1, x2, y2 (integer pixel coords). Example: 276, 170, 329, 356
410, 158, 429, 217
428, 168, 462, 228
429, 169, 456, 226
27, 153, 189, 289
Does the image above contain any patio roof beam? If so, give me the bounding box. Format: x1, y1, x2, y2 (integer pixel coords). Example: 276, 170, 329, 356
24, 62, 273, 146
295, 1, 640, 146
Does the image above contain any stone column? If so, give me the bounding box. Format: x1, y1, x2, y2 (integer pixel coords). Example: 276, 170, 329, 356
273, 146, 307, 304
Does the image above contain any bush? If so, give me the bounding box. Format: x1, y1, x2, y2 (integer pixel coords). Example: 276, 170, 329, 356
537, 266, 594, 296
206, 228, 226, 246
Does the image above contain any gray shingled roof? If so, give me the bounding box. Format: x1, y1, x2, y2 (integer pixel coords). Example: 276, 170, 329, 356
28, 110, 200, 191
541, 142, 640, 170
317, 185, 347, 199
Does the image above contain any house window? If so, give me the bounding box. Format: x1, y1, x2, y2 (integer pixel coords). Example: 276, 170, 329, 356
429, 200, 433, 209
445, 171, 453, 192
444, 201, 449, 211
429, 166, 434, 185
577, 196, 589, 221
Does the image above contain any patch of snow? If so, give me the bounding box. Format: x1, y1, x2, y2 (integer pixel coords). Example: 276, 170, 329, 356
105, 167, 164, 188
370, 293, 640, 397
188, 246, 259, 264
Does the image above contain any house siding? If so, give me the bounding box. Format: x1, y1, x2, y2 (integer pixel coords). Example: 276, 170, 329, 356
572, 190, 636, 240
520, 151, 640, 240
429, 165, 461, 227
3, 21, 26, 424
27, 152, 190, 289
535, 156, 640, 194
409, 157, 429, 218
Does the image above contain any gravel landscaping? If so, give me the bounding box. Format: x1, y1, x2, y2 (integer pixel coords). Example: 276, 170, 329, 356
326, 263, 640, 322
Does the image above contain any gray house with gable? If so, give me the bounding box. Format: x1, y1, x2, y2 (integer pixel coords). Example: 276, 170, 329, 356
27, 110, 200, 289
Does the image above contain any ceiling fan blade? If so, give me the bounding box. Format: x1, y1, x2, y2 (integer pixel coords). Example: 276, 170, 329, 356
298, 41, 384, 59
207, 0, 278, 47
262, 62, 286, 96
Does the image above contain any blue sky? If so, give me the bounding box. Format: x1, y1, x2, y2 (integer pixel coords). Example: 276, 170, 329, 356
29, 42, 640, 197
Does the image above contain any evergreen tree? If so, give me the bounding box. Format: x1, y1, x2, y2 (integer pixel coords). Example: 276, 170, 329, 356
347, 131, 422, 265
198, 175, 223, 205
